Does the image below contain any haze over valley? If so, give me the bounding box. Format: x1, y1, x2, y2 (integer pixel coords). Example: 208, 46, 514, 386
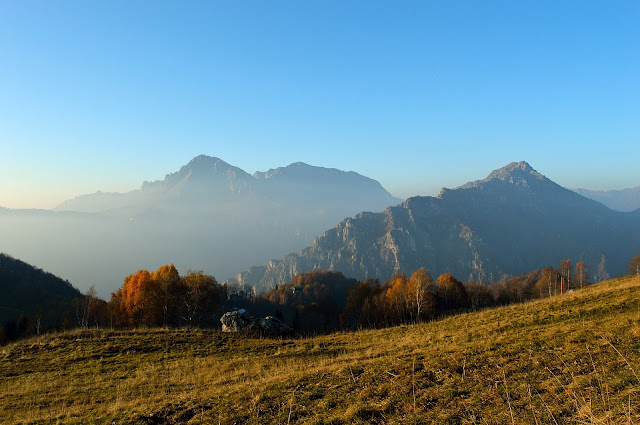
1, 155, 400, 297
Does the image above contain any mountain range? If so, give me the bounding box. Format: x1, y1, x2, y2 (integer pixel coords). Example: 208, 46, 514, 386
572, 186, 640, 212
228, 161, 640, 292
1, 155, 399, 297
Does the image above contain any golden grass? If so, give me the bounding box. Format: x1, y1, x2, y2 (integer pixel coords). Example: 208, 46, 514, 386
1, 276, 639, 424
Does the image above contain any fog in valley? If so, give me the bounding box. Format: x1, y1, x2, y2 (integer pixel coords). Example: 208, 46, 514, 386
0, 156, 400, 299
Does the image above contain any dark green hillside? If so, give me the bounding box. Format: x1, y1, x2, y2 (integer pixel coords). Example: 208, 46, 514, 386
0, 253, 82, 332
1, 275, 638, 424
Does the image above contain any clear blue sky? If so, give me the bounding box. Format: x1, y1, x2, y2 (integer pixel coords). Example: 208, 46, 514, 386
1, 1, 638, 208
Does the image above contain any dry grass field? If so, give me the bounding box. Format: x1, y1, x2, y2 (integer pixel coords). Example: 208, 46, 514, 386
1, 276, 639, 424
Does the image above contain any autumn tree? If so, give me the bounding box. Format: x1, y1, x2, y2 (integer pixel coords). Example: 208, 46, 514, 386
384, 273, 410, 324
119, 269, 154, 326
151, 264, 181, 327
256, 270, 356, 333
178, 270, 221, 327
435, 273, 468, 311
465, 281, 495, 309
628, 254, 640, 276
109, 289, 127, 328
535, 267, 560, 298
559, 259, 571, 291
340, 278, 381, 328
407, 268, 436, 321
575, 261, 589, 288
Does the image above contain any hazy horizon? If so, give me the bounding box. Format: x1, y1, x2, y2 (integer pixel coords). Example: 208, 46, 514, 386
2, 155, 639, 211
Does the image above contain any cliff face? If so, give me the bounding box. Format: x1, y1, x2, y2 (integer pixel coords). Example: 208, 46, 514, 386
231, 162, 640, 292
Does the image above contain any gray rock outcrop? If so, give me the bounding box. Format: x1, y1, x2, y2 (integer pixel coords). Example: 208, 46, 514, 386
220, 311, 257, 333
220, 311, 293, 336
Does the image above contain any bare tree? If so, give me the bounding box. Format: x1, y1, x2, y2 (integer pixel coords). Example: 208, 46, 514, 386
408, 268, 434, 321
575, 261, 589, 288
76, 285, 99, 329
559, 259, 571, 290
628, 254, 640, 276
594, 255, 610, 282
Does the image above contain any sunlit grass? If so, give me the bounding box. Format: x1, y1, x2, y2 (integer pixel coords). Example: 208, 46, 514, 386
1, 276, 639, 424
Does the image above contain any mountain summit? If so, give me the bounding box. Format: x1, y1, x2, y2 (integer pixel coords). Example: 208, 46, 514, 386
229, 161, 640, 292
455, 161, 554, 192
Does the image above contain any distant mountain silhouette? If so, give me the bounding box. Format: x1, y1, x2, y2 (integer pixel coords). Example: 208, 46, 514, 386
229, 161, 640, 292
2, 155, 400, 297
56, 155, 399, 215
572, 186, 640, 212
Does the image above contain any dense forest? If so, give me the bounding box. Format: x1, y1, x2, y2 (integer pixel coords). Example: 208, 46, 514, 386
2, 253, 639, 344
0, 253, 84, 342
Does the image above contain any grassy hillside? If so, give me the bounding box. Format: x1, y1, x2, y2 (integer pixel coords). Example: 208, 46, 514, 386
1, 276, 639, 424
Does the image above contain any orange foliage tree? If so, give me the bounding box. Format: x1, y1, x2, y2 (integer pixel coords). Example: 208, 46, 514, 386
109, 265, 222, 328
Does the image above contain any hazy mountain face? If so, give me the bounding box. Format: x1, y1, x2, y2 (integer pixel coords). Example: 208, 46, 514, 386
1, 155, 401, 298
572, 187, 640, 212
230, 161, 640, 292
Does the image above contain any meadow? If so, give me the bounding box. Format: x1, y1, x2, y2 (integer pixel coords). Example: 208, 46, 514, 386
1, 276, 639, 424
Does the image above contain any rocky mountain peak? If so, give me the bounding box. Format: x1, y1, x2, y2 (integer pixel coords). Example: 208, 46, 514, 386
456, 161, 551, 191
485, 161, 544, 182
140, 155, 252, 194
178, 155, 249, 179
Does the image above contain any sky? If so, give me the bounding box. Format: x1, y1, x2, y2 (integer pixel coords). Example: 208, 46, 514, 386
1, 1, 638, 209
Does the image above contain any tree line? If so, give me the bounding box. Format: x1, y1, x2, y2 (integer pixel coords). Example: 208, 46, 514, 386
2, 253, 640, 343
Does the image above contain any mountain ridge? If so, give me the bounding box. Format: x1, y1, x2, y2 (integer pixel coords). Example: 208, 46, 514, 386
573, 185, 640, 212
55, 155, 400, 212
228, 161, 640, 292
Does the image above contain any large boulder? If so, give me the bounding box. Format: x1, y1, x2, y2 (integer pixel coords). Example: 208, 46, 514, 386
258, 316, 293, 336
220, 311, 293, 336
220, 311, 257, 333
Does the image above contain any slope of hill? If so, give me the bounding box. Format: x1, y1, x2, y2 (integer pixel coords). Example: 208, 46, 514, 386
1, 276, 638, 423
1, 155, 400, 296
573, 186, 640, 212
0, 253, 82, 327
230, 161, 640, 292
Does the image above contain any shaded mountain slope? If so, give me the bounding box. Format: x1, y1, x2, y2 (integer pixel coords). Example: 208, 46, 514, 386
230, 162, 640, 292
0, 253, 82, 327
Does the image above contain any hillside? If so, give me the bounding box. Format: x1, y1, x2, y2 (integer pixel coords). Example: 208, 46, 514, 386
230, 161, 640, 292
0, 253, 82, 329
1, 276, 639, 424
